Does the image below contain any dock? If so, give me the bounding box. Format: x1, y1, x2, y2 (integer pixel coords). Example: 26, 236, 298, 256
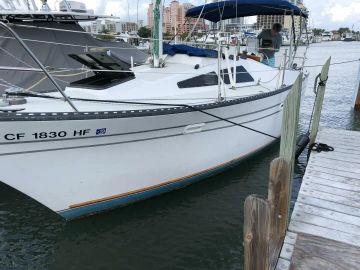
243, 58, 360, 270
276, 128, 360, 270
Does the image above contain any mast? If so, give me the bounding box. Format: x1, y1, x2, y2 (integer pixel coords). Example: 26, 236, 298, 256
152, 0, 163, 68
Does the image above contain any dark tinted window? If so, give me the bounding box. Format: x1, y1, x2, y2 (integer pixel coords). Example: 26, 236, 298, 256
177, 72, 218, 89
221, 66, 255, 84
177, 66, 254, 89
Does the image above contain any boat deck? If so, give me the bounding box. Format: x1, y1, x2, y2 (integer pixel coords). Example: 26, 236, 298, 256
0, 53, 289, 113
276, 128, 360, 270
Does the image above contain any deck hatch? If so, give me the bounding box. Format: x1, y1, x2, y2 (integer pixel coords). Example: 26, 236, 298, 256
69, 50, 135, 89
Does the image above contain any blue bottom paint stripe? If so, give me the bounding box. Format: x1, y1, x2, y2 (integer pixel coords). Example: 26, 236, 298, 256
59, 162, 234, 220
58, 141, 277, 220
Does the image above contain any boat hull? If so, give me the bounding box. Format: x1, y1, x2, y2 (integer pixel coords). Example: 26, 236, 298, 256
0, 87, 294, 219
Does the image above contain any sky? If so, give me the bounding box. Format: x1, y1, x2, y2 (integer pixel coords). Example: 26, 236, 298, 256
39, 0, 360, 31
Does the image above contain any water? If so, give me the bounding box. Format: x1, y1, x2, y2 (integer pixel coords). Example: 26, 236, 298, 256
1, 42, 360, 270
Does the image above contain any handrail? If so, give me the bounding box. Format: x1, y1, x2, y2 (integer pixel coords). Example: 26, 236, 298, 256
0, 21, 79, 112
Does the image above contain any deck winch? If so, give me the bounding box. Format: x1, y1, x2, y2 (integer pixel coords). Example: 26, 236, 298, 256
1, 90, 27, 107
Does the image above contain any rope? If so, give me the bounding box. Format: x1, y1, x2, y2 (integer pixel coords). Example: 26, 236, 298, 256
0, 82, 15, 87
23, 70, 90, 91
0, 78, 18, 88
259, 70, 281, 84
0, 65, 285, 75
306, 73, 320, 132
0, 34, 281, 51
0, 47, 34, 67
167, 19, 189, 44
309, 143, 334, 153
303, 59, 360, 68
8, 91, 278, 139
184, 0, 208, 42
0, 34, 141, 51
25, 76, 47, 91
303, 71, 331, 161
10, 23, 93, 35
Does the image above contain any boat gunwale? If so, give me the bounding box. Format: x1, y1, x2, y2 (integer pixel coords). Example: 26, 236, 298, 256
0, 69, 309, 122
0, 82, 296, 122
0, 102, 282, 147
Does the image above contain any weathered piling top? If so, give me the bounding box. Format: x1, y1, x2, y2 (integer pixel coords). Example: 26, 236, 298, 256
277, 127, 360, 270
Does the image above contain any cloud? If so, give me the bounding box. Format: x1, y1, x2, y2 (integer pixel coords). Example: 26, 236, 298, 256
304, 0, 360, 30
39, 0, 360, 30
89, 0, 150, 22
324, 2, 360, 23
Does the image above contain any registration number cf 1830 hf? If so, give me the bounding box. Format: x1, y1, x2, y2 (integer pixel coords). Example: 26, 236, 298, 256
3, 128, 107, 141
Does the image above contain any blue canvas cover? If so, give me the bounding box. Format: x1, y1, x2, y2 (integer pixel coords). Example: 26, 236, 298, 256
186, 0, 307, 23
163, 43, 218, 58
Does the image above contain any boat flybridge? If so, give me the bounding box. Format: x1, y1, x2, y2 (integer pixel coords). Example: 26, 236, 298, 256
0, 0, 308, 219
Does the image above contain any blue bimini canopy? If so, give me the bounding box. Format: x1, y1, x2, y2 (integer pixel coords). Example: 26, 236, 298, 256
163, 43, 218, 58
186, 0, 307, 23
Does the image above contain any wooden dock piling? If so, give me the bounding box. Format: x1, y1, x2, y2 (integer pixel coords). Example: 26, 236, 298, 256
309, 57, 331, 145
268, 159, 290, 270
279, 74, 302, 218
244, 195, 270, 270
244, 71, 300, 270
243, 59, 344, 270
243, 158, 290, 270
353, 61, 360, 110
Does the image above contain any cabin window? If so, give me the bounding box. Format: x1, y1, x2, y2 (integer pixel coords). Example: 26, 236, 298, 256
177, 66, 254, 89
69, 51, 135, 90
220, 66, 254, 84
177, 72, 218, 89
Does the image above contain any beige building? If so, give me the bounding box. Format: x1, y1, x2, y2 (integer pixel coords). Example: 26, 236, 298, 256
256, 15, 285, 31
147, 3, 154, 29
283, 15, 306, 35
147, 0, 208, 35
82, 19, 138, 34
256, 0, 307, 35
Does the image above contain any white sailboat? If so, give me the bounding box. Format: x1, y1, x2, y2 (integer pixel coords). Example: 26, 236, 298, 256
0, 0, 308, 219
321, 31, 332, 42
343, 32, 355, 42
